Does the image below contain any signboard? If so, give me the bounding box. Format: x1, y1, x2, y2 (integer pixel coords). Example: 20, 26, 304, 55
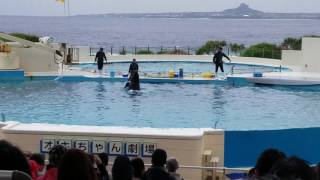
40, 139, 157, 157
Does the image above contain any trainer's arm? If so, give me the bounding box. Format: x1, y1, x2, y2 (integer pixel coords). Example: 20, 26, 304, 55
103, 53, 107, 63
223, 53, 231, 62
213, 54, 217, 63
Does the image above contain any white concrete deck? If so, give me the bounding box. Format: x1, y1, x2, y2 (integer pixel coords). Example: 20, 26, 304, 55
230, 71, 320, 85
1, 121, 222, 139
231, 71, 320, 79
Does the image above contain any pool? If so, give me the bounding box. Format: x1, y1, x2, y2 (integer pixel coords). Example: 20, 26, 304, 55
1, 79, 319, 130
77, 61, 284, 75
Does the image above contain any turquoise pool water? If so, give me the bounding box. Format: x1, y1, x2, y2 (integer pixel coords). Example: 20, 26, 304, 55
0, 79, 319, 130
78, 61, 283, 75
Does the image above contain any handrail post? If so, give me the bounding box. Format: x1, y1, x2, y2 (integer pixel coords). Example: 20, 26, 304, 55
272, 49, 274, 59
1, 113, 5, 122
231, 65, 234, 75
110, 46, 113, 55
121, 46, 125, 55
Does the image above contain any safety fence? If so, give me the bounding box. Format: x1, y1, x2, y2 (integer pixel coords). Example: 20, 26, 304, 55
41, 158, 249, 180
228, 65, 284, 75
89, 46, 197, 56
108, 162, 250, 180
89, 46, 282, 60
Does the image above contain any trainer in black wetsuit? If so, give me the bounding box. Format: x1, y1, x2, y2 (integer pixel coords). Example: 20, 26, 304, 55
128, 58, 140, 90
95, 48, 107, 71
213, 47, 231, 73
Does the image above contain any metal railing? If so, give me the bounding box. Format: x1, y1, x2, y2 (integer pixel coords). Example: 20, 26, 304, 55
228, 65, 283, 75
42, 158, 249, 180
89, 45, 282, 59
107, 162, 250, 180
144, 164, 250, 180
239, 48, 282, 60
89, 46, 196, 56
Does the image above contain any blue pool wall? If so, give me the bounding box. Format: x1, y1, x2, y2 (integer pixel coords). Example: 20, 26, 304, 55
0, 69, 24, 80
225, 128, 320, 167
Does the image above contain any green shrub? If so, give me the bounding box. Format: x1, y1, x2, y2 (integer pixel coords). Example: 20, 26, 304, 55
241, 43, 281, 59
157, 49, 188, 55
196, 40, 226, 55
304, 35, 320, 38
9, 33, 39, 42
119, 47, 126, 55
281, 37, 302, 50
136, 50, 154, 54
0, 37, 7, 42
229, 43, 245, 53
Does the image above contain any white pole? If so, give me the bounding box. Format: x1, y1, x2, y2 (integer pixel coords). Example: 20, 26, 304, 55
64, 1, 66, 16
67, 0, 70, 16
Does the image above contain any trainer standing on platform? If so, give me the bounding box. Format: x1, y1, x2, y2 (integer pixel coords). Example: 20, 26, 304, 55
213, 47, 231, 75
128, 58, 140, 90
95, 48, 107, 74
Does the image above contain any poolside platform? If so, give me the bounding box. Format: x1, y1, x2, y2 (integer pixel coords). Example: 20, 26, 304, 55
228, 71, 320, 86
22, 68, 230, 84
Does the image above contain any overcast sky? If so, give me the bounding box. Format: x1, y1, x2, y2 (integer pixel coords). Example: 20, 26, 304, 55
1, 0, 320, 16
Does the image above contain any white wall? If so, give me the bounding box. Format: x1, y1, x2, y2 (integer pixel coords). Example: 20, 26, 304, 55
281, 50, 303, 71
0, 52, 20, 70
10, 44, 59, 73
281, 37, 320, 73
301, 37, 320, 73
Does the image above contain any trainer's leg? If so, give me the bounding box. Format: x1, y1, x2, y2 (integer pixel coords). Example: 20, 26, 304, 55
215, 63, 219, 73
98, 63, 103, 75
220, 64, 224, 72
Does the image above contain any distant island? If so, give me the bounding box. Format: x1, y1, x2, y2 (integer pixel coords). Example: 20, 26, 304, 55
81, 3, 320, 19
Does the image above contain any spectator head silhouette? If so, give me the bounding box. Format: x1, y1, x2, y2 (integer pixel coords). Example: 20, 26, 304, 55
0, 140, 31, 175
112, 155, 132, 180
255, 148, 286, 176
152, 149, 167, 167
58, 149, 97, 180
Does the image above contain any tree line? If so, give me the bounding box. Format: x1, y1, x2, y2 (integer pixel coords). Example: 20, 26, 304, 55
2, 32, 320, 60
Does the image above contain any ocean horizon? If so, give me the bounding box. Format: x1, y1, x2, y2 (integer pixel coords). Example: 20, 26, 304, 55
1, 15, 320, 48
